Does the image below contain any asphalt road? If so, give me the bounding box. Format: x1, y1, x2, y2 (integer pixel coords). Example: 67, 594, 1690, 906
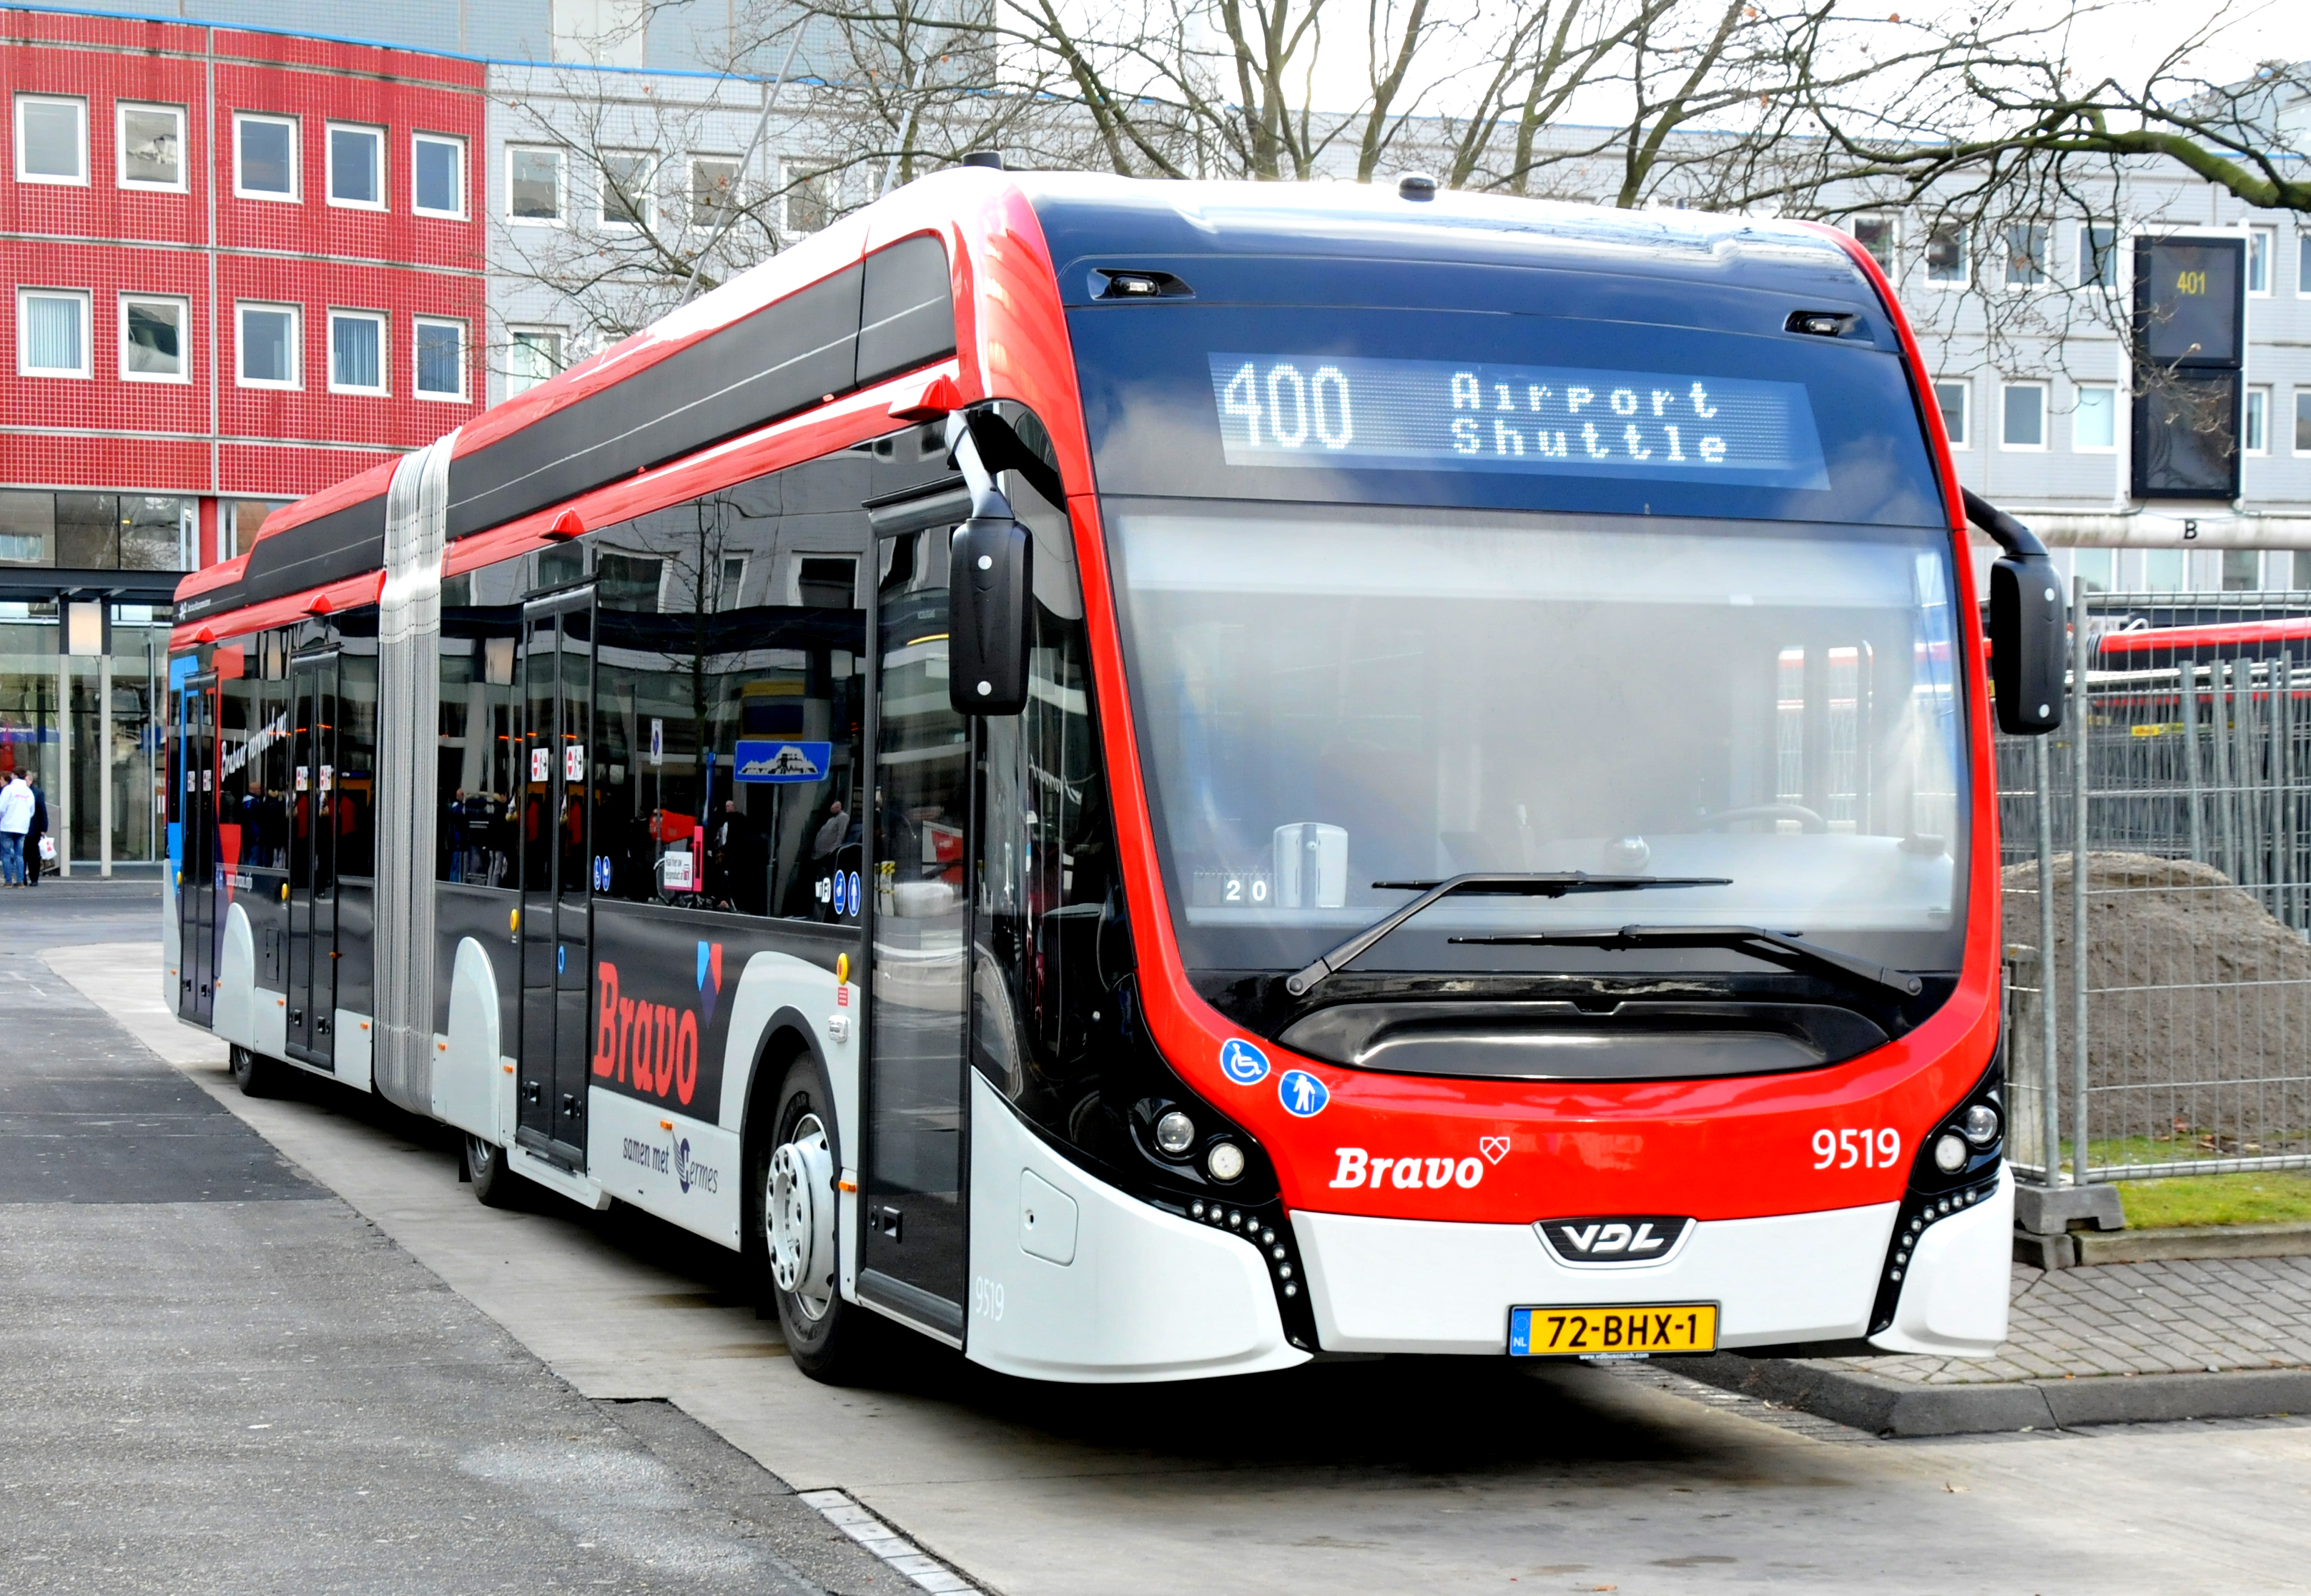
14, 882, 2311, 1594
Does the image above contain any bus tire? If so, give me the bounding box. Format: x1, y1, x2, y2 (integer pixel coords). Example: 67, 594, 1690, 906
230, 1044, 285, 1098
465, 1134, 522, 1209
753, 1053, 872, 1383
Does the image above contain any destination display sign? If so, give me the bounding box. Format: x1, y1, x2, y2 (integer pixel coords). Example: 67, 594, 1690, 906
1207, 353, 1829, 490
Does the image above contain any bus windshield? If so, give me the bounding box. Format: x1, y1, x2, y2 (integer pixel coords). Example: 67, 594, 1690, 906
1108, 500, 1969, 980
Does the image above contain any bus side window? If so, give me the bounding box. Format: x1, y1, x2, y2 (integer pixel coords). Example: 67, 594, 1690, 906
972, 466, 1120, 1123
588, 453, 868, 917
435, 606, 521, 887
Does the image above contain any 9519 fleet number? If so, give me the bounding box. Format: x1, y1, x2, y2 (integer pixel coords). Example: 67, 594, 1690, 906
1813, 1127, 1901, 1171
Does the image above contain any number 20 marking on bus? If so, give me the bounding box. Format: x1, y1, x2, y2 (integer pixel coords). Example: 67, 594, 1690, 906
1813, 1128, 1900, 1170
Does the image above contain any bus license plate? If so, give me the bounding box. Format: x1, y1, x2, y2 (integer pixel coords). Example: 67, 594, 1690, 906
1509, 1304, 1718, 1356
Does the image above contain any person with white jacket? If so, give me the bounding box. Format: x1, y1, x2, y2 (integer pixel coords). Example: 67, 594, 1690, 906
0, 772, 31, 887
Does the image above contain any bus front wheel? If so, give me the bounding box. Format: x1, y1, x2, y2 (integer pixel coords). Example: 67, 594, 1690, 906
755, 1055, 872, 1382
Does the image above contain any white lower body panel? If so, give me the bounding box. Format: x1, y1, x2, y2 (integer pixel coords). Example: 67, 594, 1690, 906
590, 1090, 741, 1247
1293, 1199, 1902, 1354
1869, 1167, 2013, 1356
964, 1074, 1310, 1384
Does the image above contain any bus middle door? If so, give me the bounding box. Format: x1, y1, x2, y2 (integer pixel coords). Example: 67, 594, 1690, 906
285, 651, 339, 1069
178, 674, 217, 1026
516, 591, 594, 1167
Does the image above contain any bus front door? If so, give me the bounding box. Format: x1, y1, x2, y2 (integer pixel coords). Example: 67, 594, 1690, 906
285, 652, 339, 1068
178, 674, 217, 1026
516, 593, 594, 1167
860, 527, 970, 1339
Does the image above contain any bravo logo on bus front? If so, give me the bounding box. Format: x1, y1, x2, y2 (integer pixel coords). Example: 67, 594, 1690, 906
593, 932, 732, 1111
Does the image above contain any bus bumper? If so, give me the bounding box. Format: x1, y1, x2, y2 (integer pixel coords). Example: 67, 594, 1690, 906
964, 1073, 1313, 1384
1290, 1178, 2006, 1359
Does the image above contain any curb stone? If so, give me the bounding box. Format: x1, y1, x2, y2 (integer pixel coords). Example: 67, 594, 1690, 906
1679, 1351, 2311, 1437
2072, 1221, 2311, 1266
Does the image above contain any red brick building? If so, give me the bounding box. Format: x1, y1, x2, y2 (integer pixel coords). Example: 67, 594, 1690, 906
1, 7, 486, 870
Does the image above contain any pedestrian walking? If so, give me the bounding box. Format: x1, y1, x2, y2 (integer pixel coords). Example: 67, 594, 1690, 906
23, 779, 49, 886
0, 770, 31, 887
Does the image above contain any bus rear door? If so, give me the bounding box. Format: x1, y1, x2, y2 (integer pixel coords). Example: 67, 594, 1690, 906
517, 591, 594, 1167
177, 674, 217, 1025
285, 650, 338, 1068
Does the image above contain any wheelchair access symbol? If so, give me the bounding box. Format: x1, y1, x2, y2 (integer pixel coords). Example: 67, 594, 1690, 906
1278, 1069, 1329, 1118
1219, 1038, 1270, 1085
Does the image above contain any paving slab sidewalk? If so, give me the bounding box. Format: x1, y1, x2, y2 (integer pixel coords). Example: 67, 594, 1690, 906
1686, 1256, 2311, 1437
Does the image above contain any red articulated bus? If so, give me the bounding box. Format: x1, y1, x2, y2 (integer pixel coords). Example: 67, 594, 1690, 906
165, 167, 2062, 1381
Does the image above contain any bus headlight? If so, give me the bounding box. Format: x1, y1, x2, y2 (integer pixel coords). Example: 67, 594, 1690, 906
1153, 1110, 1196, 1156
1933, 1132, 1968, 1173
1961, 1104, 1999, 1146
1206, 1141, 1247, 1182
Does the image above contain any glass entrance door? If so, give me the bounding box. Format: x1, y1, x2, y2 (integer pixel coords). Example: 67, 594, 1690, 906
862, 527, 970, 1332
285, 652, 339, 1068
516, 593, 594, 1166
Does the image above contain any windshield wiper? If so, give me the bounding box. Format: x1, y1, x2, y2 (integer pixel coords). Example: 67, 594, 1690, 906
1449, 923, 1923, 1000
1283, 873, 1732, 997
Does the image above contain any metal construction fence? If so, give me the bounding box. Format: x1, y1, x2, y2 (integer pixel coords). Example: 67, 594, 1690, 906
1998, 586, 2311, 1186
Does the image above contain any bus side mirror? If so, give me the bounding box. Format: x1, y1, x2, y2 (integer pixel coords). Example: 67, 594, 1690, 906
1989, 553, 2064, 735
1966, 489, 2064, 737
949, 514, 1033, 716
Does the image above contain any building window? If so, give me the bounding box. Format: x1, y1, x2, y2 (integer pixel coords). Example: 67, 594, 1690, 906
235, 113, 297, 200
224, 498, 284, 558
2248, 226, 2274, 295
14, 94, 87, 185
327, 123, 384, 209
2295, 389, 2311, 455
2246, 386, 2270, 454
2079, 223, 2119, 289
116, 102, 185, 191
1850, 216, 1896, 275
235, 302, 298, 388
782, 161, 832, 233
506, 325, 564, 394
2274, 551, 2300, 591
414, 317, 465, 400
2073, 383, 2117, 451
2142, 548, 2184, 591
17, 289, 90, 378
1925, 224, 1966, 283
413, 133, 465, 217
119, 295, 188, 382
2300, 234, 2311, 298
2004, 224, 2048, 288
508, 146, 563, 223
2222, 549, 2262, 591
2071, 548, 2114, 594
1933, 378, 1969, 448
328, 310, 387, 394
601, 152, 653, 227
2001, 381, 2047, 449
689, 156, 739, 226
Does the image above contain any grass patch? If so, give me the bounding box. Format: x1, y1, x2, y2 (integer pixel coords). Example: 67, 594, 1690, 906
2116, 1171, 2311, 1229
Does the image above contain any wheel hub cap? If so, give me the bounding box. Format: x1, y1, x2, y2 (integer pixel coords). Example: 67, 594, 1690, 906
768, 1115, 836, 1318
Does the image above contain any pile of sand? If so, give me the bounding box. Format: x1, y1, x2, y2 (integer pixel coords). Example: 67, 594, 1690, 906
2001, 851, 2311, 1151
